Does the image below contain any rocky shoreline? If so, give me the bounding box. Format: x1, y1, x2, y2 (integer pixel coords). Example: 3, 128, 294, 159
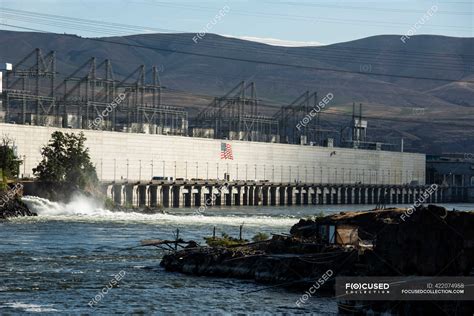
0, 196, 36, 219
160, 205, 474, 314
161, 235, 356, 287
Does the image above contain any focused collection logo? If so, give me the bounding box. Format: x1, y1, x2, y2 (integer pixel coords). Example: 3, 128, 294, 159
344, 282, 390, 294
336, 277, 473, 301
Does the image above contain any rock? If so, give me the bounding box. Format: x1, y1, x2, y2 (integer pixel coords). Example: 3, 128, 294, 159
0, 196, 37, 219
161, 236, 356, 287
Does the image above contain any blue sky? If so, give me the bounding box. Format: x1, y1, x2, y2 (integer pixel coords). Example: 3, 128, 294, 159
0, 0, 472, 45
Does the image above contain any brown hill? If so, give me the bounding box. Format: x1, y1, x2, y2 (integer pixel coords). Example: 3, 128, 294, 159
0, 30, 473, 153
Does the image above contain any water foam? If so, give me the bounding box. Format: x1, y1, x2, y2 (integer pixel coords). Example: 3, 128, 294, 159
20, 195, 298, 227
22, 194, 110, 216
4, 302, 59, 313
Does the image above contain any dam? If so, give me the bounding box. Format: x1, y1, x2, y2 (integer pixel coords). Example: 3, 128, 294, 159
0, 123, 435, 208
2, 123, 424, 184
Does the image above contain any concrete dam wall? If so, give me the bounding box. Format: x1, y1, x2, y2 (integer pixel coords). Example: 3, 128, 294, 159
0, 123, 425, 185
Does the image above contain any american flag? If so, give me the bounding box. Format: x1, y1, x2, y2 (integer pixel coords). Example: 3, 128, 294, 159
220, 142, 234, 160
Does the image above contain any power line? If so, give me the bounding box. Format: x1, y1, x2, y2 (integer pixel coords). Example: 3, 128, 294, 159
3, 36, 474, 130
2, 7, 473, 68
133, 1, 473, 31
1, 15, 469, 73
0, 20, 467, 75
2, 6, 473, 62
0, 7, 182, 34
2, 23, 473, 84
1, 44, 453, 103
264, 1, 473, 16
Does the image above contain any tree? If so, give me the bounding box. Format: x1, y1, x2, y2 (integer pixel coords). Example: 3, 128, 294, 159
33, 131, 98, 189
0, 136, 22, 179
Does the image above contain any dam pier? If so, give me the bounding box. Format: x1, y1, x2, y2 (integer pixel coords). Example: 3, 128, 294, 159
103, 180, 444, 208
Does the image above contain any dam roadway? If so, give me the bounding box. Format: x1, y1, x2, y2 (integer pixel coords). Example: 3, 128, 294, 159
102, 179, 444, 208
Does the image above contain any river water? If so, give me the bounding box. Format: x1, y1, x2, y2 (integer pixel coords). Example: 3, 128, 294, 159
1, 195, 473, 315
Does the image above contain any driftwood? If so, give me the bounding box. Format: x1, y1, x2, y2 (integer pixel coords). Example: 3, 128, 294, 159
140, 239, 198, 251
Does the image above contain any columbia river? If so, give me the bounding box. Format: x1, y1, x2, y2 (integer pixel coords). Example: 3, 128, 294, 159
1, 196, 472, 315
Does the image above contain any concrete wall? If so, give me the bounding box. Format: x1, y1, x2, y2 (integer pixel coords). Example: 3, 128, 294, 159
1, 123, 425, 184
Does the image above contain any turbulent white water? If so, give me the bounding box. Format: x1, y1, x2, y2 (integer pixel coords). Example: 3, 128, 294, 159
4, 303, 59, 313
22, 195, 108, 216
20, 195, 298, 227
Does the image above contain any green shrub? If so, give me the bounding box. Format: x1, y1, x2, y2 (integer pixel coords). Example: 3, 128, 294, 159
0, 136, 22, 180
204, 232, 248, 247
